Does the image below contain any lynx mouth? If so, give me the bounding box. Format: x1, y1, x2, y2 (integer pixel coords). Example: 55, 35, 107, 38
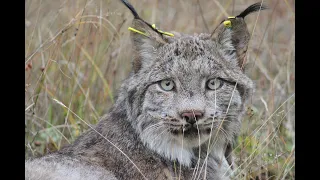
168, 124, 212, 136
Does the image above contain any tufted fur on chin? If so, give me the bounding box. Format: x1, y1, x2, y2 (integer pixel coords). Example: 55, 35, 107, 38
25, 1, 267, 180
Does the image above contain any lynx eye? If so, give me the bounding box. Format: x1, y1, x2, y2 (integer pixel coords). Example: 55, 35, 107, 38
159, 80, 175, 91
206, 78, 222, 90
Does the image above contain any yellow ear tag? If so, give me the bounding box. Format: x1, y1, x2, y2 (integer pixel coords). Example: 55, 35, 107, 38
223, 20, 232, 28
128, 27, 149, 37
151, 24, 174, 37
228, 16, 236, 19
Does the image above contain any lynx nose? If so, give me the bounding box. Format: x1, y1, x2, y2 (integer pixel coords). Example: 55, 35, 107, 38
181, 111, 203, 124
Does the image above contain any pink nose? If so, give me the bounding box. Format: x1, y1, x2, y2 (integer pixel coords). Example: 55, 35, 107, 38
181, 111, 203, 124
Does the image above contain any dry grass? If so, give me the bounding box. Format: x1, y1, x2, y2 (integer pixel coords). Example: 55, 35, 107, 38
25, 0, 295, 179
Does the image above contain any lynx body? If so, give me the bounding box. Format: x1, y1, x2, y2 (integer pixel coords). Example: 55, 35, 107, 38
25, 1, 267, 179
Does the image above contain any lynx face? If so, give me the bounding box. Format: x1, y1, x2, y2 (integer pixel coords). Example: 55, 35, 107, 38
140, 36, 242, 144
124, 34, 253, 167
120, 0, 261, 168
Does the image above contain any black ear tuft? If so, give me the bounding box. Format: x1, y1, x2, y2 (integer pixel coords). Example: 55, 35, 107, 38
236, 2, 268, 18
121, 0, 140, 19
211, 2, 268, 69
120, 0, 164, 35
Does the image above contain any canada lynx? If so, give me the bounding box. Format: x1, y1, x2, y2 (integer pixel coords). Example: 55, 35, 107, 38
25, 1, 267, 179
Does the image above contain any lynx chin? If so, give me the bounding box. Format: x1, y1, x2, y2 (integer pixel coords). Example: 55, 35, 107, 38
25, 0, 267, 179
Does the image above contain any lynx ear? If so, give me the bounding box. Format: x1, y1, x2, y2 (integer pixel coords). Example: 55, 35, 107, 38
211, 3, 267, 69
121, 0, 168, 72
130, 19, 167, 72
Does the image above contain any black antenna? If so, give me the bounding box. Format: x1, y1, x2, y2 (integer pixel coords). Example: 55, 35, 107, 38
236, 2, 268, 18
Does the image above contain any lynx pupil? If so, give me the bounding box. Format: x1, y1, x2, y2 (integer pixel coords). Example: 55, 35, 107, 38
207, 78, 222, 90
160, 80, 174, 91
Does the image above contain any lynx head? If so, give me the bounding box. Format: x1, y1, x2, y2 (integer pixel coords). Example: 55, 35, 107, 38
119, 0, 266, 167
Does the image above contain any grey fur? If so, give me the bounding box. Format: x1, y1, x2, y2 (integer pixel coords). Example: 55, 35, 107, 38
25, 155, 117, 180
25, 1, 266, 179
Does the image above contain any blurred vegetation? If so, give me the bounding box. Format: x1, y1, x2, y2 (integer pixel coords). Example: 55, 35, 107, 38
25, 0, 295, 179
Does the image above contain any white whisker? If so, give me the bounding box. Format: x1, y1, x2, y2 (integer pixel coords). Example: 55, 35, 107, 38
152, 128, 169, 142
143, 122, 163, 133
191, 113, 202, 180
178, 124, 185, 180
